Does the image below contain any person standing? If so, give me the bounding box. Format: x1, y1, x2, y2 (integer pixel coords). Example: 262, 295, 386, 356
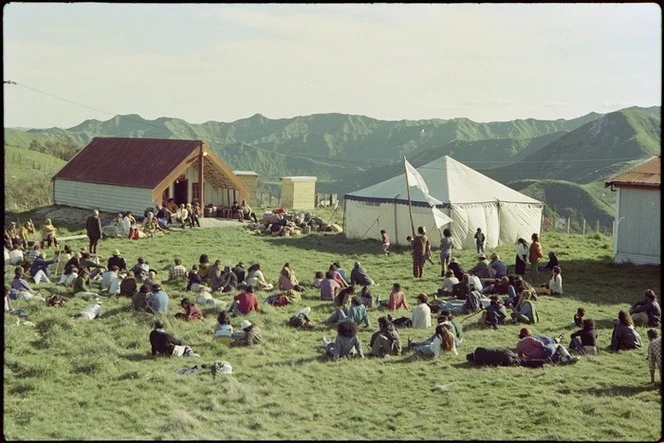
529, 233, 544, 285
85, 210, 102, 254
474, 228, 486, 255
439, 228, 454, 277
646, 329, 661, 385
515, 238, 529, 277
380, 230, 391, 257
411, 226, 429, 278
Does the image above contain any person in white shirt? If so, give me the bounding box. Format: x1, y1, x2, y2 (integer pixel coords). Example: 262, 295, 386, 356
439, 270, 459, 296
547, 265, 563, 295
108, 270, 124, 296
411, 293, 432, 329
121, 211, 137, 237
100, 266, 121, 291
8, 244, 24, 265
408, 324, 458, 359
56, 265, 79, 287
72, 299, 103, 320
468, 274, 483, 292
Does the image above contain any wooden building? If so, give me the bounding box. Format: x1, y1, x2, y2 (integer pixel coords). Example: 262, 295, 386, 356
233, 171, 259, 206
280, 176, 317, 210
52, 137, 250, 216
605, 156, 661, 265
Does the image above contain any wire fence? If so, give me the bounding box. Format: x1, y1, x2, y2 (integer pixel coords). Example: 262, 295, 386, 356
541, 217, 613, 236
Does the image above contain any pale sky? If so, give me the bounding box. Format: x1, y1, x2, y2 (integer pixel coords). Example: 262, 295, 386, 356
3, 3, 661, 129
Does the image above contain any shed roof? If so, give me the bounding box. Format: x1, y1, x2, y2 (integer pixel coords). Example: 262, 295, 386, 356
280, 176, 318, 182
605, 156, 661, 189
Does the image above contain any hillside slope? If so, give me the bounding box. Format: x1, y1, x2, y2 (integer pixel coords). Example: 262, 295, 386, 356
4, 147, 66, 211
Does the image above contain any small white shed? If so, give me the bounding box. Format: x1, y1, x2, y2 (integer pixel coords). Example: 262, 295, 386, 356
605, 156, 661, 265
280, 176, 317, 210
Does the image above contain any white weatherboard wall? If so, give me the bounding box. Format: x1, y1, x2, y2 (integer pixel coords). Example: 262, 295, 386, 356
614, 187, 661, 265
54, 179, 153, 215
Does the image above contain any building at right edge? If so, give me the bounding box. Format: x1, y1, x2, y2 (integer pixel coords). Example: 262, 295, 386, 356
605, 156, 661, 265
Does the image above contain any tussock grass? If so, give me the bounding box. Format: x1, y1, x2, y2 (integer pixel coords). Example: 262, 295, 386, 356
3, 225, 661, 440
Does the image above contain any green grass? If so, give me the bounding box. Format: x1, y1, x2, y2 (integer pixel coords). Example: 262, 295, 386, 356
3, 226, 662, 440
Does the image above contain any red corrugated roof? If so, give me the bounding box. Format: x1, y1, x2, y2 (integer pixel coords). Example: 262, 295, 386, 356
605, 156, 661, 188
53, 137, 202, 188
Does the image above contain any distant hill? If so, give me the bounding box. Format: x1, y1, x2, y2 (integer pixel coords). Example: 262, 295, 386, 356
485, 108, 661, 184
4, 146, 66, 211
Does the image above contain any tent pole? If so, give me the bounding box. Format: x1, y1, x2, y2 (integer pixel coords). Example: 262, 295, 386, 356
403, 156, 416, 238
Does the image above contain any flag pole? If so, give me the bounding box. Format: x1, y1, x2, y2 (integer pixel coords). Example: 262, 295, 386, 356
403, 156, 416, 238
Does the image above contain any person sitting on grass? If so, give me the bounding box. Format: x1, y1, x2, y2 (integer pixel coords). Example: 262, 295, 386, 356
324, 294, 368, 327
10, 267, 45, 302
483, 295, 507, 329
388, 283, 410, 312
320, 270, 340, 302
321, 319, 364, 361
569, 318, 598, 355
197, 254, 211, 283
334, 285, 356, 308
146, 284, 169, 313
517, 328, 577, 365
629, 289, 661, 328
107, 249, 128, 272
313, 271, 324, 289
207, 259, 224, 291
448, 257, 465, 281
143, 212, 164, 237
572, 307, 585, 328
411, 293, 432, 329
29, 251, 54, 284
72, 269, 98, 298
143, 270, 161, 293
367, 315, 402, 358
408, 324, 458, 359
610, 310, 642, 352
149, 320, 200, 358
647, 329, 661, 385
72, 299, 103, 321
468, 253, 496, 280
132, 284, 151, 312
544, 265, 563, 295
278, 263, 305, 292
175, 297, 203, 321
213, 311, 234, 344
538, 250, 559, 273
230, 319, 263, 346
8, 244, 24, 266
438, 270, 459, 297
131, 257, 150, 283
462, 283, 484, 315
185, 264, 203, 292
329, 263, 349, 288
452, 273, 470, 300
175, 204, 190, 228
229, 285, 261, 316
40, 218, 60, 249
168, 257, 188, 281
510, 290, 539, 324
239, 199, 258, 223
119, 271, 138, 297
56, 265, 79, 288
349, 261, 375, 287
246, 263, 274, 291
214, 266, 238, 293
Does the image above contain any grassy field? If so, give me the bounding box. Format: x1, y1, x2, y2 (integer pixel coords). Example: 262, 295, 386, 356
3, 219, 662, 440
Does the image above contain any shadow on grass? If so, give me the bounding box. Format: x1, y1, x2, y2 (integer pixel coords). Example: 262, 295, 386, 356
122, 352, 156, 362
253, 355, 326, 368
565, 384, 657, 397
261, 233, 411, 256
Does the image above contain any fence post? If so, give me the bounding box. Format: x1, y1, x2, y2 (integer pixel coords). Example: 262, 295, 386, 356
567, 218, 571, 234
582, 219, 586, 236
596, 220, 600, 234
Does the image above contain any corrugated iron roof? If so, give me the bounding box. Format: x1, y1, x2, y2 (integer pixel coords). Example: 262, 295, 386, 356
605, 156, 661, 188
53, 137, 203, 188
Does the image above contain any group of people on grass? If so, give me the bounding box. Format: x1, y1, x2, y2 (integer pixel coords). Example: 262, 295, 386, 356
4, 217, 661, 384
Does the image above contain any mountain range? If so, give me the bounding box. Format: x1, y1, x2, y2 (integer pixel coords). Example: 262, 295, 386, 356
4, 105, 660, 229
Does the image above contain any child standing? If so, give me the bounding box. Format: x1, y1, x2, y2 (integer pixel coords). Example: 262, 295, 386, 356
380, 230, 390, 256
474, 228, 486, 255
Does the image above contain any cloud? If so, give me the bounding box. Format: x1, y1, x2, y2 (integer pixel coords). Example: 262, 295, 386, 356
491, 99, 513, 106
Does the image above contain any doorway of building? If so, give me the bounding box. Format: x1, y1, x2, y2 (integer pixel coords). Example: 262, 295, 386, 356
174, 180, 188, 205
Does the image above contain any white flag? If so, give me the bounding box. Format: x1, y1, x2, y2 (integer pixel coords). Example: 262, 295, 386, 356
404, 158, 442, 206
431, 206, 453, 229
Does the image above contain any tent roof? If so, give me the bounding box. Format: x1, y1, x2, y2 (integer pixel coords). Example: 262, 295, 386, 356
346, 155, 541, 205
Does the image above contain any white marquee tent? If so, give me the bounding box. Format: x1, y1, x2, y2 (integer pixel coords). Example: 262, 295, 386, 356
344, 155, 543, 249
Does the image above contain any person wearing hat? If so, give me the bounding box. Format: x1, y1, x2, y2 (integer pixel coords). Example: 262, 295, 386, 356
488, 253, 507, 279
629, 289, 661, 327
468, 253, 496, 280
107, 249, 127, 272
146, 284, 169, 313
216, 265, 239, 293
229, 285, 261, 316
448, 257, 465, 281
230, 319, 263, 347
350, 261, 375, 287
175, 297, 203, 321
474, 228, 486, 255
72, 299, 103, 321
29, 251, 54, 284
149, 320, 200, 358
368, 315, 402, 358
411, 293, 432, 329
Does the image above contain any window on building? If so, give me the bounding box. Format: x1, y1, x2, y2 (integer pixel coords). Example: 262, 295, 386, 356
192, 183, 200, 201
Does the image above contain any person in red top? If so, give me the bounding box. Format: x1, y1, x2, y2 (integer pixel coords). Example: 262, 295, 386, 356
529, 233, 544, 285
175, 297, 203, 321
387, 283, 410, 311
230, 285, 261, 315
